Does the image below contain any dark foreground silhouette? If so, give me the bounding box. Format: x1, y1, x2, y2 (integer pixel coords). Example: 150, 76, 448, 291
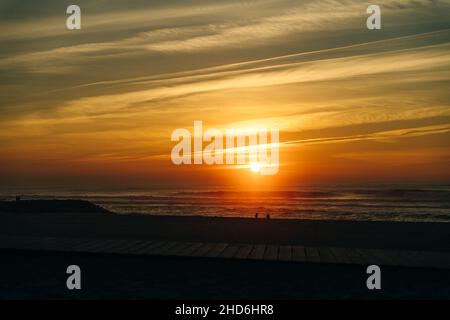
1, 200, 449, 250
1, 250, 449, 299
0, 199, 110, 214
1, 199, 449, 299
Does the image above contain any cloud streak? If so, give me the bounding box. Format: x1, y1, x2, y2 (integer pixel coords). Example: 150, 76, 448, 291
2, 0, 449, 74
1, 0, 449, 183
51, 41, 450, 117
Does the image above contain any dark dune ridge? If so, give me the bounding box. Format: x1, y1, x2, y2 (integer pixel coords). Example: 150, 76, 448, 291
0, 199, 110, 214
1, 200, 450, 251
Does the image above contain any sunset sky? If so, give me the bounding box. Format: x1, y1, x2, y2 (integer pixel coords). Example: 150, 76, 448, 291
0, 0, 449, 189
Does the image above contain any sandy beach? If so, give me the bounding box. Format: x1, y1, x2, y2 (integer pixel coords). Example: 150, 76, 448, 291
1, 200, 450, 251
1, 200, 450, 299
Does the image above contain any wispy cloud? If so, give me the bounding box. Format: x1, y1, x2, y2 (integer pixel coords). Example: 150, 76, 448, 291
283, 124, 450, 147
2, 0, 448, 74
50, 41, 450, 117
1, 0, 449, 182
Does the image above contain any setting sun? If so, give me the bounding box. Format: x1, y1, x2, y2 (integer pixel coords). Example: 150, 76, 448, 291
250, 163, 261, 173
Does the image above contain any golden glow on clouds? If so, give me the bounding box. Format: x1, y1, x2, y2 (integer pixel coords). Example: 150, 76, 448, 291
0, 0, 449, 186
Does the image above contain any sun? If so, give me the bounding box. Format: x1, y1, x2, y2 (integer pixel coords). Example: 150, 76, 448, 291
250, 162, 261, 173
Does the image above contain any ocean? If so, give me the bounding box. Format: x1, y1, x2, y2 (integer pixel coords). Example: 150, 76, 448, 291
1, 185, 449, 222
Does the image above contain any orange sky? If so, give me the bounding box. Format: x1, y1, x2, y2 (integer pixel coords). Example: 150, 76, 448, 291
0, 0, 449, 189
